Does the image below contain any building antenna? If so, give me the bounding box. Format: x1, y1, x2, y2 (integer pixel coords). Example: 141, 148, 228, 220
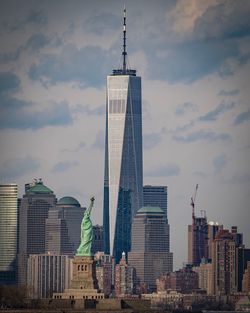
122, 5, 127, 73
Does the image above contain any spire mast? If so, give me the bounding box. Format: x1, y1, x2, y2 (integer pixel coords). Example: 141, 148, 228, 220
122, 5, 127, 73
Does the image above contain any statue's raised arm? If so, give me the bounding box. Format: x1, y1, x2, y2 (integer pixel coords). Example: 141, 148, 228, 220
76, 196, 95, 256
85, 196, 95, 217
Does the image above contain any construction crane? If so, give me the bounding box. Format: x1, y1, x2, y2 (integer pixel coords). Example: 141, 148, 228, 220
190, 184, 198, 222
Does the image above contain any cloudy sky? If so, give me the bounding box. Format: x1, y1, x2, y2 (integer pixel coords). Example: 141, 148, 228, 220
0, 0, 250, 268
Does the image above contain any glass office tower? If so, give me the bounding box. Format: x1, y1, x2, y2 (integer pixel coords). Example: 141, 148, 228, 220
103, 8, 143, 262
0, 183, 18, 283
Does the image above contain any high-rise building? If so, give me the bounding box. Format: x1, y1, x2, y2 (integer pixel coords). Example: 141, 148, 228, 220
211, 229, 237, 295
0, 183, 18, 284
45, 196, 85, 255
27, 253, 72, 299
92, 225, 104, 254
128, 206, 173, 292
188, 214, 208, 266
143, 185, 168, 217
143, 185, 171, 255
18, 179, 56, 286
103, 8, 143, 262
95, 252, 114, 297
115, 252, 136, 296
207, 221, 223, 260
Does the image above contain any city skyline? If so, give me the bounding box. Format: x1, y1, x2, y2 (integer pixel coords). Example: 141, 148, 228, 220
0, 0, 250, 269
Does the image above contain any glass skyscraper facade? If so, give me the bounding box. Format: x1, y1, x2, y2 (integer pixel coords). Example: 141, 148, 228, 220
103, 73, 143, 262
0, 184, 18, 283
103, 9, 143, 262
143, 185, 168, 218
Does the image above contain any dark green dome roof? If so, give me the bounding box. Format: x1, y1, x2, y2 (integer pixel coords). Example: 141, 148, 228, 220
57, 196, 80, 207
137, 206, 164, 214
28, 181, 53, 194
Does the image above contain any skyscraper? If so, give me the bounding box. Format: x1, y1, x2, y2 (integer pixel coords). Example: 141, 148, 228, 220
188, 214, 208, 266
143, 185, 168, 217
18, 179, 56, 286
128, 207, 173, 292
0, 183, 18, 284
143, 185, 171, 254
211, 229, 237, 295
45, 196, 85, 255
103, 8, 143, 262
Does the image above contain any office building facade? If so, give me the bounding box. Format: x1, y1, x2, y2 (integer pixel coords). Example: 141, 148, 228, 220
27, 253, 72, 299
92, 225, 104, 254
143, 185, 170, 253
143, 185, 168, 217
103, 8, 143, 262
0, 183, 18, 284
45, 196, 85, 255
18, 179, 56, 286
128, 206, 173, 292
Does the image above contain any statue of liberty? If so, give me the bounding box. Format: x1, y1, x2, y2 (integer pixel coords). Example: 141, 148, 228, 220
76, 196, 95, 256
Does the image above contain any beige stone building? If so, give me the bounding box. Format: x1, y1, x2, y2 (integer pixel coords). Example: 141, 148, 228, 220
193, 261, 213, 295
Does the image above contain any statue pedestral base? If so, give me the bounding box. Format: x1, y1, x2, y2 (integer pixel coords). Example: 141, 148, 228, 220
70, 255, 98, 290
53, 255, 104, 300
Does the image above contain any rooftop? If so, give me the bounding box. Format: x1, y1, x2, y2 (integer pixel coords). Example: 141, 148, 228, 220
57, 196, 81, 207
28, 180, 53, 194
137, 206, 164, 215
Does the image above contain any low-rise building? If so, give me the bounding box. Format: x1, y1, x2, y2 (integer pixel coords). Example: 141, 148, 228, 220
27, 253, 72, 299
156, 265, 199, 294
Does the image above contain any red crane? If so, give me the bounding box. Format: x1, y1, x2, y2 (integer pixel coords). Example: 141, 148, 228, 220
190, 184, 198, 222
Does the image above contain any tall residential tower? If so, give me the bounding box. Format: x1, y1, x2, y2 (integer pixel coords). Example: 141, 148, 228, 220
103, 8, 143, 262
0, 183, 18, 284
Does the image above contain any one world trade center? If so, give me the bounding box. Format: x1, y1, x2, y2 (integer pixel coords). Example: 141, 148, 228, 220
103, 8, 143, 263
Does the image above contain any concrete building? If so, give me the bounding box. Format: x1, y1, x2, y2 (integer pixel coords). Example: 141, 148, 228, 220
128, 207, 173, 292
103, 8, 143, 262
95, 252, 114, 297
193, 259, 213, 295
27, 253, 72, 299
211, 229, 237, 295
0, 183, 18, 284
92, 225, 104, 254
115, 252, 135, 296
18, 179, 56, 286
45, 196, 85, 255
242, 261, 250, 292
156, 266, 199, 294
207, 221, 223, 260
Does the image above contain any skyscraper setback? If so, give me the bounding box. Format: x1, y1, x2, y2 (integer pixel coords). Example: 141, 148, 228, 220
103, 8, 143, 262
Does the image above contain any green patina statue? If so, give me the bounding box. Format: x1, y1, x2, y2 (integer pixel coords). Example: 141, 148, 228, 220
76, 196, 95, 256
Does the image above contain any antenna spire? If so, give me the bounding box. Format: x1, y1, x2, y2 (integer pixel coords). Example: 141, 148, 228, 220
122, 5, 127, 73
